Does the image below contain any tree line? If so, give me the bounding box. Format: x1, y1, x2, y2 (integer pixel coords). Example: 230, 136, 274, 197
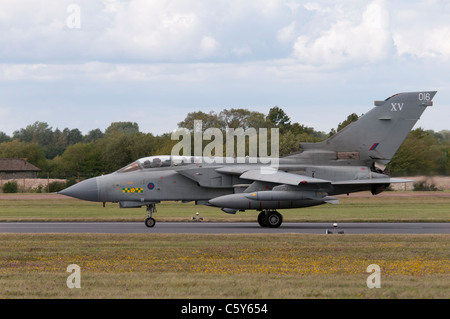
0, 107, 449, 178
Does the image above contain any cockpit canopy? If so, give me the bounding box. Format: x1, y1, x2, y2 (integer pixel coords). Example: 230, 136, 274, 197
116, 155, 201, 173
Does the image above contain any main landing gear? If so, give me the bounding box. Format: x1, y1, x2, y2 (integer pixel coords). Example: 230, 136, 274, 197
144, 203, 157, 228
257, 210, 283, 228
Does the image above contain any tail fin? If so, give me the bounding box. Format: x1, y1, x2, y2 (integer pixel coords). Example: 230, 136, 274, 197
300, 91, 437, 165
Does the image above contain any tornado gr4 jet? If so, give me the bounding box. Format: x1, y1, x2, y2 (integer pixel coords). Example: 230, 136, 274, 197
59, 91, 437, 228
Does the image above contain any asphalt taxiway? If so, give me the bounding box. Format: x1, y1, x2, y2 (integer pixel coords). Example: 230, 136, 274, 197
0, 222, 448, 234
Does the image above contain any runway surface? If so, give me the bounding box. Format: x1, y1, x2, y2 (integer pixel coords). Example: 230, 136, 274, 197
0, 222, 449, 234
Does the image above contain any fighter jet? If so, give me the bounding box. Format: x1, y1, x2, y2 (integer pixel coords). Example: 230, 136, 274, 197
59, 91, 436, 228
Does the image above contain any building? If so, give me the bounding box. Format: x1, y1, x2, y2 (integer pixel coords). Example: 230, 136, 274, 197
0, 158, 41, 180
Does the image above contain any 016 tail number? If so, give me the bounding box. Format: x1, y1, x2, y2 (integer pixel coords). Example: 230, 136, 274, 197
418, 92, 431, 101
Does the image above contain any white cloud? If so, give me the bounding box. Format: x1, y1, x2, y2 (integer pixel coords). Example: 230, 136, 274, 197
0, 64, 61, 81
393, 26, 450, 60
390, 1, 450, 60
231, 45, 253, 58
0, 0, 207, 62
199, 36, 220, 58
303, 2, 323, 12
95, 0, 204, 61
0, 0, 293, 63
277, 21, 297, 45
1, 0, 450, 65
293, 0, 393, 65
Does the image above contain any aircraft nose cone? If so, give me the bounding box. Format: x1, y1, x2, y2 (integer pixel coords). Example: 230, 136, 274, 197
59, 177, 100, 202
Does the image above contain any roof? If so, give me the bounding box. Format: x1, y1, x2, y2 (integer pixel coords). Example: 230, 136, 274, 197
0, 158, 41, 172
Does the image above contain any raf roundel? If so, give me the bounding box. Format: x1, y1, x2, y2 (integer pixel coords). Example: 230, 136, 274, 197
147, 182, 155, 190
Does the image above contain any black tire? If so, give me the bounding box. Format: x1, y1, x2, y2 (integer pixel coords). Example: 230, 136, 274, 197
145, 217, 156, 228
257, 211, 267, 227
265, 211, 282, 228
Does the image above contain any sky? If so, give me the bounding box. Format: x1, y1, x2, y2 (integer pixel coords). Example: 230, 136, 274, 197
1, 0, 450, 137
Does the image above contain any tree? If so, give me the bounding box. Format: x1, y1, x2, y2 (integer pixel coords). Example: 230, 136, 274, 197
45, 128, 65, 159
219, 108, 269, 130
267, 106, 291, 132
105, 122, 139, 136
0, 131, 11, 143
13, 121, 53, 146
97, 135, 133, 172
66, 128, 83, 145
279, 130, 324, 156
61, 143, 103, 175
98, 132, 159, 172
0, 140, 47, 171
388, 128, 446, 175
337, 113, 359, 132
83, 129, 104, 143
9, 122, 86, 160
177, 111, 223, 131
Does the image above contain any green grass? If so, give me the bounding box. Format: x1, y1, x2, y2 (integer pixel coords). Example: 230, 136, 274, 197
0, 191, 449, 222
0, 233, 448, 299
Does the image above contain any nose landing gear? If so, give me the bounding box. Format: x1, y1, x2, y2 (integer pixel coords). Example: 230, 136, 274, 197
144, 203, 157, 227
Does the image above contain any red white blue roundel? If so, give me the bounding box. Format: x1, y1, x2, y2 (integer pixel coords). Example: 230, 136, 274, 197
147, 182, 155, 190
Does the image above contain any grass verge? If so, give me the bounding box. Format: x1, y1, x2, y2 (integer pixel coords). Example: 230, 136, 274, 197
0, 191, 449, 222
1, 233, 449, 299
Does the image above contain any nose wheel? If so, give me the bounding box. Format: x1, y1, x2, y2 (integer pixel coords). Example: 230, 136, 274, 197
144, 217, 156, 228
144, 204, 157, 228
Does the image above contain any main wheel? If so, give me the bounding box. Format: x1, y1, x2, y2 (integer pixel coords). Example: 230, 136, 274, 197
265, 211, 282, 228
144, 217, 156, 228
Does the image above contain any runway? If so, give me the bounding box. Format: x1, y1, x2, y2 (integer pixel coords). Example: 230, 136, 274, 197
0, 222, 449, 234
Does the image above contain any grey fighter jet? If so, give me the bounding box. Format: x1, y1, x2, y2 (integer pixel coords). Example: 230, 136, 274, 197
59, 91, 437, 228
